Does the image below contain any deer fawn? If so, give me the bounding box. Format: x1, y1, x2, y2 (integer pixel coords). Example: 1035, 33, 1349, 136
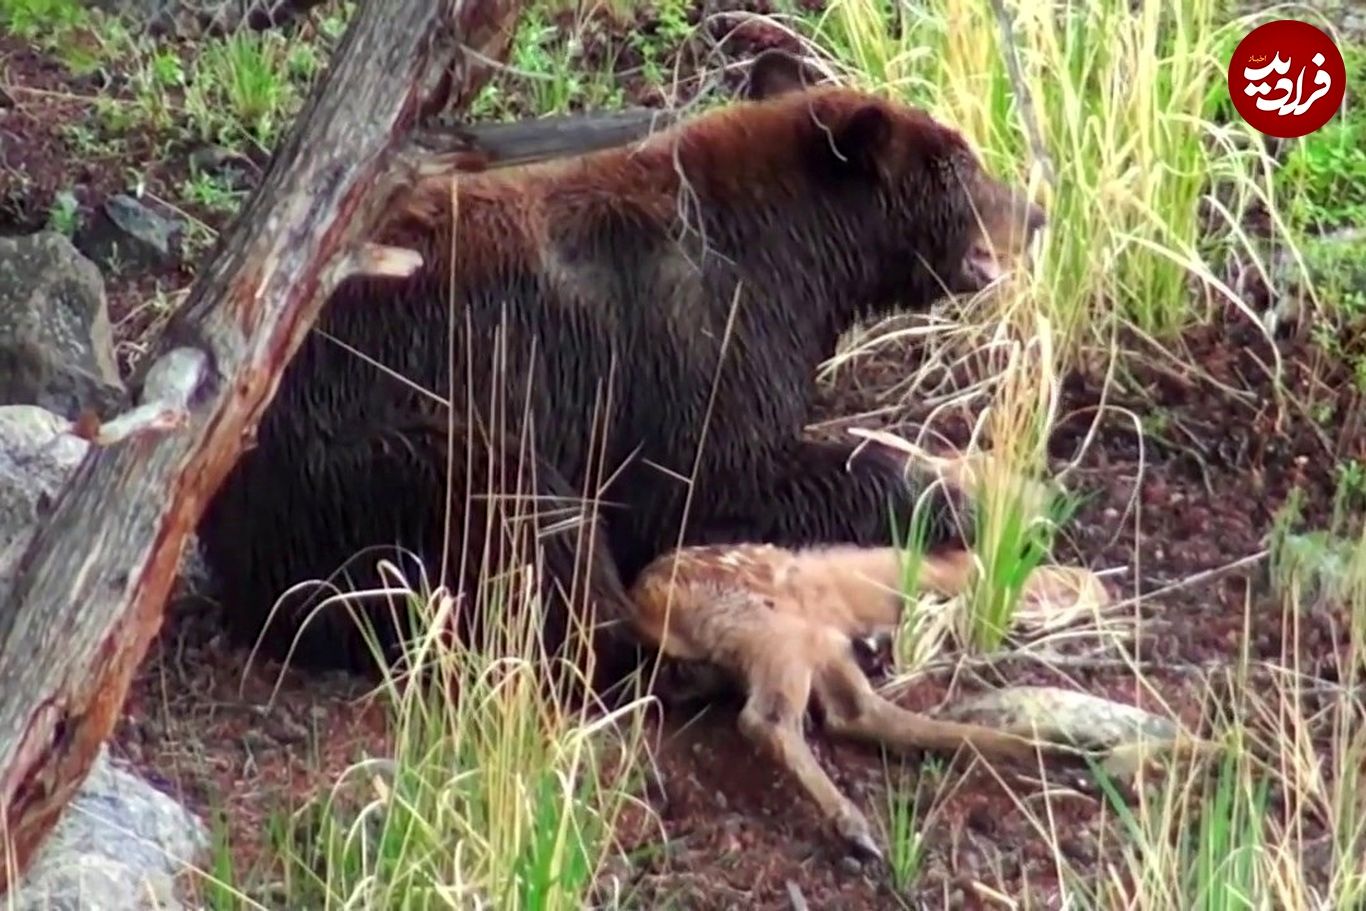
627, 469, 1107, 859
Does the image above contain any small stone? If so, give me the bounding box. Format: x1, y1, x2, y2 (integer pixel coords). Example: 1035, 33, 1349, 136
75, 193, 184, 273
265, 713, 309, 745
1060, 834, 1097, 866
920, 856, 950, 889
188, 144, 259, 191
966, 802, 997, 836
242, 730, 274, 752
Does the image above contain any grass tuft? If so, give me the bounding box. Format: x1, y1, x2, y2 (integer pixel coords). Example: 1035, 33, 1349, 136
196, 556, 654, 910
807, 0, 1296, 348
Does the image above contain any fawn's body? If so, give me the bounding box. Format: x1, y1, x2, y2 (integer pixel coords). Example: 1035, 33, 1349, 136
628, 541, 1104, 858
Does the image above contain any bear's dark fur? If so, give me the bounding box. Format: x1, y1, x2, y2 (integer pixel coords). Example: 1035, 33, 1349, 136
196, 50, 1045, 685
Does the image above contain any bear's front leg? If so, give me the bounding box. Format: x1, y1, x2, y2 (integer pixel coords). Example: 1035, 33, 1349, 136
687, 439, 974, 553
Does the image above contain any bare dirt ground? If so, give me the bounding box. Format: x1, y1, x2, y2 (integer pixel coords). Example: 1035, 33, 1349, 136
3, 5, 1363, 908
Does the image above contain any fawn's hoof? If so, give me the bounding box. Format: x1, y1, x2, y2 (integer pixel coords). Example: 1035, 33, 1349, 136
835, 811, 883, 863
845, 829, 883, 863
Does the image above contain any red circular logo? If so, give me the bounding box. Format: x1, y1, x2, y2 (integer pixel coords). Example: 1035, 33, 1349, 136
1227, 19, 1346, 138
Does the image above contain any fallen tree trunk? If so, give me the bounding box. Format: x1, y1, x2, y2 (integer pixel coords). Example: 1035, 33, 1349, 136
0, 0, 529, 891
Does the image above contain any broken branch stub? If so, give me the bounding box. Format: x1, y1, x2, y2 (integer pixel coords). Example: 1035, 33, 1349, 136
0, 0, 522, 892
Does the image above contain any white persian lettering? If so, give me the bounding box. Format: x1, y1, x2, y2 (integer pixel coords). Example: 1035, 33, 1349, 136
1243, 49, 1334, 117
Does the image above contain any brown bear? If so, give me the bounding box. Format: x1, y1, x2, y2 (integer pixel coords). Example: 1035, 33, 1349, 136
196, 49, 1045, 687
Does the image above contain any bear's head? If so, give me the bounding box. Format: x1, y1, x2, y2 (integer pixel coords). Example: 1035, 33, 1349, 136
741, 49, 1046, 306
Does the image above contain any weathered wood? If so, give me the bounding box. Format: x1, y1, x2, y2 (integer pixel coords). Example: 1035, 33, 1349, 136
0, 0, 526, 891
414, 106, 683, 173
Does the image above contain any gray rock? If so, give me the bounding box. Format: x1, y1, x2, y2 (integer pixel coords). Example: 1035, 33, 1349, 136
74, 195, 184, 274
938, 685, 1229, 781
7, 747, 209, 911
0, 405, 214, 908
1322, 0, 1366, 43
0, 403, 215, 608
187, 145, 259, 193
1347, 10, 1366, 44
939, 684, 1181, 750
0, 404, 90, 602
0, 232, 126, 419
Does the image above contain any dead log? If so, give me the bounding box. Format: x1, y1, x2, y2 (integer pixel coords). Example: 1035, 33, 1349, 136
0, 0, 532, 891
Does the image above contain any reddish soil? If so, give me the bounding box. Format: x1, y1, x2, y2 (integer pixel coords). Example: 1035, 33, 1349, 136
3, 7, 1363, 910
594, 300, 1363, 910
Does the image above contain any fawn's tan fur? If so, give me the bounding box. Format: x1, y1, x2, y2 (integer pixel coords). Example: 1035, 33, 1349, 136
628, 523, 1106, 858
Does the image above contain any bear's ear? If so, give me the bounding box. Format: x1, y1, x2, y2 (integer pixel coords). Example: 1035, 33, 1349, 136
826, 103, 893, 171
743, 49, 813, 101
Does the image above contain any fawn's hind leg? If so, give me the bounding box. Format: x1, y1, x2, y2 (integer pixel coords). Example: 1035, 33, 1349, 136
814, 652, 1072, 765
735, 625, 883, 860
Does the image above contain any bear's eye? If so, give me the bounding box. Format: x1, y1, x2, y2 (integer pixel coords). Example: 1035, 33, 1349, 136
938, 152, 979, 191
